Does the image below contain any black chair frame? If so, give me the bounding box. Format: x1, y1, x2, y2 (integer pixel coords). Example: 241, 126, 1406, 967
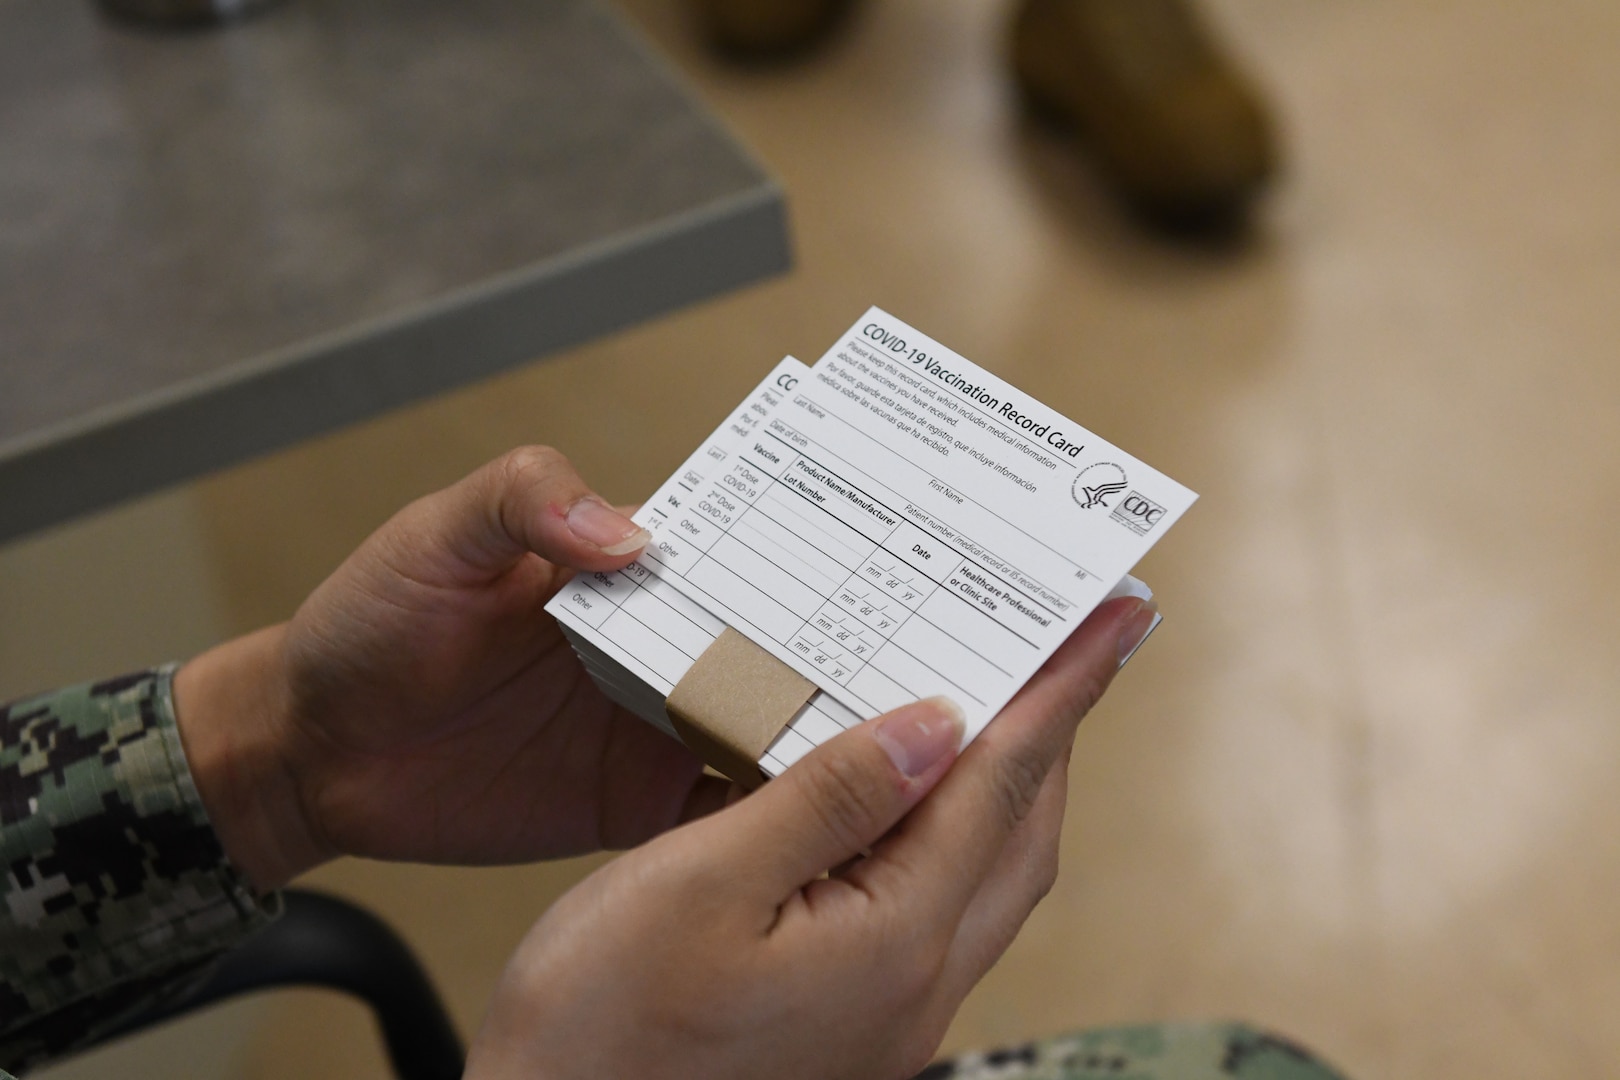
102, 889, 464, 1080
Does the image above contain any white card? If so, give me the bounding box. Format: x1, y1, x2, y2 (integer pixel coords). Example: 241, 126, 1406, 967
627, 308, 1195, 742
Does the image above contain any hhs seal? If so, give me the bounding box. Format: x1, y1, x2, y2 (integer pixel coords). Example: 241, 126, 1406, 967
1072, 462, 1127, 509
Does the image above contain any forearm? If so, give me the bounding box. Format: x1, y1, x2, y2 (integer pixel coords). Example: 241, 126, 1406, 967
0, 669, 277, 1072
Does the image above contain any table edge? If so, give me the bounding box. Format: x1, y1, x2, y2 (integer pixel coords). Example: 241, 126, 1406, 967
0, 182, 791, 545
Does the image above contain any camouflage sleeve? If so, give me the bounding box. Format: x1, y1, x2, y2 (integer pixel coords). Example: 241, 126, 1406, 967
916, 1021, 1351, 1079
0, 667, 279, 1072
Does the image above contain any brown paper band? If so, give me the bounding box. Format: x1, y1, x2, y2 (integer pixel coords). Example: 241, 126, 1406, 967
666, 628, 816, 788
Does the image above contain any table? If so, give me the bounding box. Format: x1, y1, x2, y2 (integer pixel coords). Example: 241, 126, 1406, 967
0, 0, 790, 545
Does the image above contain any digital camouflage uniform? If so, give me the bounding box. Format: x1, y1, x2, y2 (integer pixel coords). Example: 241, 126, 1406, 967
0, 672, 1348, 1080
919, 1021, 1348, 1080
0, 668, 276, 1076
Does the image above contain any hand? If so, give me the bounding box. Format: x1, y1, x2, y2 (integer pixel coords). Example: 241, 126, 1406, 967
465, 595, 1158, 1080
173, 447, 733, 891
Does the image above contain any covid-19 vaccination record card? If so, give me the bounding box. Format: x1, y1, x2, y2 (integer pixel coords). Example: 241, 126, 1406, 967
546, 308, 1196, 778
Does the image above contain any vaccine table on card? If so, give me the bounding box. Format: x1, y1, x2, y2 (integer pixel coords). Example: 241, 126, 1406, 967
547, 309, 1195, 784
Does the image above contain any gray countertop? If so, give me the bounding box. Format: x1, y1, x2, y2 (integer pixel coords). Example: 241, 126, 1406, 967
0, 0, 790, 543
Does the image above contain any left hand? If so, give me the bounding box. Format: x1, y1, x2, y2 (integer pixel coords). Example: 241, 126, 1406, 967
173, 447, 732, 891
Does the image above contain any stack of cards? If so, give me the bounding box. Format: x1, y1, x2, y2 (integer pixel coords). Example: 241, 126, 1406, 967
546, 309, 1196, 777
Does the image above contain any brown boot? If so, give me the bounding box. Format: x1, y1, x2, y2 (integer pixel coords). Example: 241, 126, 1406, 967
687, 0, 861, 60
1010, 0, 1278, 231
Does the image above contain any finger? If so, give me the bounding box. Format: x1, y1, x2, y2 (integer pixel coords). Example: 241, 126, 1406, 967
854, 596, 1155, 927
395, 446, 652, 581
936, 744, 1071, 999
677, 775, 742, 824
705, 697, 965, 901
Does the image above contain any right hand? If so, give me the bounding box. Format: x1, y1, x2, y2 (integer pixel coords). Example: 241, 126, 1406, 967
465, 594, 1158, 1080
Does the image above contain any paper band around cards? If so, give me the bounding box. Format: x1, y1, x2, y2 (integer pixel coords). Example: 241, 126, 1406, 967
665, 628, 818, 788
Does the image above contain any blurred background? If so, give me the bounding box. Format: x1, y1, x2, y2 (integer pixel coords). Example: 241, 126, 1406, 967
7, 0, 1620, 1076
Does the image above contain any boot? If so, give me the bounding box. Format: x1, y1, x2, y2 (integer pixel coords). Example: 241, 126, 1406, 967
1011, 0, 1278, 232
686, 0, 861, 60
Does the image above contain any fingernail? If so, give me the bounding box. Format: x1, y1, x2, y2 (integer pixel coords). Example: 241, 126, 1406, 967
874, 697, 965, 779
1118, 599, 1160, 666
566, 497, 651, 555
1107, 576, 1153, 604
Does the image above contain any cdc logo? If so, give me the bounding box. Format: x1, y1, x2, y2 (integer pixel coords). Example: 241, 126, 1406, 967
1110, 490, 1166, 535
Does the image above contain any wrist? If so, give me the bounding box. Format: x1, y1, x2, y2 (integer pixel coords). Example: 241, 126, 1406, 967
172, 624, 331, 891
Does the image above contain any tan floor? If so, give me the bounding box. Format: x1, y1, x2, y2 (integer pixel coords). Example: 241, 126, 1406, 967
10, 0, 1620, 1076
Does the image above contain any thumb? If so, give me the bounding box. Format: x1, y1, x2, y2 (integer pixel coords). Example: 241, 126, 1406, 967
714, 698, 966, 900
398, 446, 652, 581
